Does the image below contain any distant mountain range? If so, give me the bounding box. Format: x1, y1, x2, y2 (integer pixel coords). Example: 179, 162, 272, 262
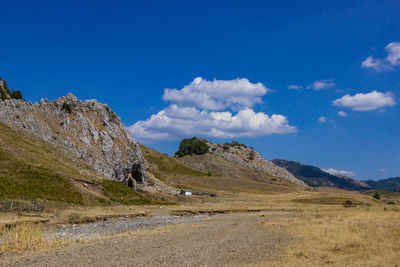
272, 159, 371, 191
364, 177, 400, 192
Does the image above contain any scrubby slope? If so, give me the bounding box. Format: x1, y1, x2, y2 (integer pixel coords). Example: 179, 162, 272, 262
142, 144, 305, 194
0, 122, 153, 206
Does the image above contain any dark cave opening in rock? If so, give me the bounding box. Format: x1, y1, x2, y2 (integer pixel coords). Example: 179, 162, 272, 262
130, 164, 143, 183
127, 179, 133, 188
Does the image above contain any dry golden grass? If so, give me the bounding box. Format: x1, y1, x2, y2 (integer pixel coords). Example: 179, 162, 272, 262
267, 204, 400, 266
0, 220, 60, 253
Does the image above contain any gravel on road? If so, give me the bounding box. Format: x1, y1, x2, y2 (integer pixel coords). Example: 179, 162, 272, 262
55, 215, 207, 241
1, 212, 291, 267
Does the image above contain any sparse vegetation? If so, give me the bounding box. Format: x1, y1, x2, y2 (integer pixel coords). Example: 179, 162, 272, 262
373, 191, 381, 200
272, 205, 400, 266
105, 105, 118, 122
102, 180, 152, 205
0, 221, 58, 253
248, 149, 255, 160
175, 137, 209, 157
0, 149, 84, 204
223, 140, 247, 149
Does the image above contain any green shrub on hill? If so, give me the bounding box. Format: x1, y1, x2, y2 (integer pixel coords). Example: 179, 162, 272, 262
175, 137, 209, 157
0, 78, 23, 100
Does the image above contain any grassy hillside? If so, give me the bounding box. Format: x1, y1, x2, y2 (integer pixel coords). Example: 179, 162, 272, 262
272, 159, 370, 191
0, 148, 84, 204
0, 122, 157, 207
141, 145, 301, 194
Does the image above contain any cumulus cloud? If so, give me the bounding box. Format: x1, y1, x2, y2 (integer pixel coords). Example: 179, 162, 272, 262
362, 41, 400, 71
337, 111, 347, 117
333, 90, 396, 111
129, 105, 297, 142
318, 116, 327, 123
129, 77, 296, 142
162, 77, 269, 110
306, 79, 335, 90
322, 168, 356, 177
288, 84, 303, 90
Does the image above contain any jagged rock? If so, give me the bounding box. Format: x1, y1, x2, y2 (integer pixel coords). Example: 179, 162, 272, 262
0, 93, 147, 186
207, 143, 307, 187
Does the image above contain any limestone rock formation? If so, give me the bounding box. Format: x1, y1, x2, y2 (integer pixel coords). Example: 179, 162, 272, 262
0, 93, 147, 186
207, 143, 307, 187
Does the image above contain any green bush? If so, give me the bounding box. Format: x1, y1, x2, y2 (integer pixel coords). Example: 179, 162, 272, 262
10, 90, 23, 100
0, 79, 23, 100
343, 200, 355, 207
373, 191, 381, 200
61, 102, 73, 113
175, 137, 209, 157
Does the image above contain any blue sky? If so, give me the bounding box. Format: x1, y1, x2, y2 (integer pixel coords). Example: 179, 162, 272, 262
1, 0, 399, 180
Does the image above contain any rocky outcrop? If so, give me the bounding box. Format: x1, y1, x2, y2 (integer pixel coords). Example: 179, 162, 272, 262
207, 143, 307, 187
0, 93, 147, 186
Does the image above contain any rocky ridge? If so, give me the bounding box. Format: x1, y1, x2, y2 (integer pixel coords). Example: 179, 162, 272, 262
0, 93, 147, 186
207, 143, 307, 187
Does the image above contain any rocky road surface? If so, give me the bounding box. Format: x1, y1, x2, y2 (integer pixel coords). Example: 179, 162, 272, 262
55, 215, 207, 241
1, 212, 290, 267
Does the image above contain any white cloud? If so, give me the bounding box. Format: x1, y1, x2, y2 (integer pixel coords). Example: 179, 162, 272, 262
288, 84, 303, 90
318, 116, 327, 123
306, 79, 335, 90
361, 56, 388, 71
386, 42, 400, 66
362, 41, 400, 71
333, 90, 396, 111
129, 105, 297, 142
162, 77, 269, 110
380, 168, 386, 172
130, 77, 297, 142
337, 111, 347, 117
322, 168, 356, 177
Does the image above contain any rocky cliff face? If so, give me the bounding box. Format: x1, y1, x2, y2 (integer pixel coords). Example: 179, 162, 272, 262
207, 143, 307, 187
0, 93, 147, 186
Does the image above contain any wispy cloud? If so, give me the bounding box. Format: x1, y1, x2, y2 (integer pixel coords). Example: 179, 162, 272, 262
337, 111, 347, 117
322, 168, 356, 177
333, 90, 395, 111
306, 79, 335, 90
362, 41, 400, 71
318, 116, 327, 123
288, 84, 303, 90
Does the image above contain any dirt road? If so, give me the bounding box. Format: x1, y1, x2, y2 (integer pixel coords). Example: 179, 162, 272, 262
1, 212, 290, 267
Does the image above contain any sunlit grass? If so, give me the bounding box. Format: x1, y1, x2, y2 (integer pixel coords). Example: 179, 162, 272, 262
0, 220, 60, 253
